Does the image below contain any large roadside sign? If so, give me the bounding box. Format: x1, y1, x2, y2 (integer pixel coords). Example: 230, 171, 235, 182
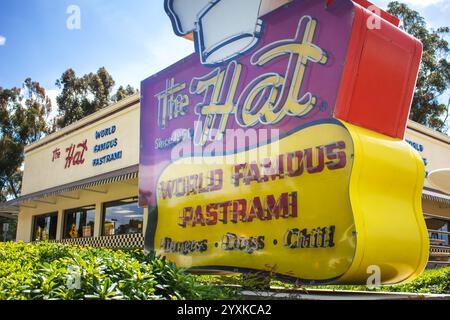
139, 0, 429, 284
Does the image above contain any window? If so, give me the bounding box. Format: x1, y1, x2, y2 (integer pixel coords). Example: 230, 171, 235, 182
0, 217, 16, 242
32, 213, 58, 241
433, 223, 449, 246
427, 219, 449, 246
103, 197, 143, 236
64, 205, 96, 239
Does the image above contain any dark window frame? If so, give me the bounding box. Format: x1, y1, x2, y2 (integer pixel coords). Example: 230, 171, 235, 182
31, 212, 58, 242
0, 217, 17, 242
101, 197, 143, 236
63, 205, 96, 240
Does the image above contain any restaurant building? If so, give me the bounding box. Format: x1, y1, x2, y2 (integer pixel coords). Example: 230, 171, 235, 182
0, 93, 448, 267
0, 94, 144, 249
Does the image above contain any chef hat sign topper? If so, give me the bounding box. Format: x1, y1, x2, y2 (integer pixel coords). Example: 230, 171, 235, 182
165, 0, 264, 65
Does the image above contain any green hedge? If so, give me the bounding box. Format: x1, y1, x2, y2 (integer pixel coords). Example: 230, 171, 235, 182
0, 242, 237, 300
2, 241, 447, 299
379, 267, 450, 294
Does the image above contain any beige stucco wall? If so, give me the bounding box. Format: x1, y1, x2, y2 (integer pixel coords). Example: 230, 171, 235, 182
422, 199, 449, 219
405, 123, 450, 189
21, 100, 140, 195
404, 122, 449, 222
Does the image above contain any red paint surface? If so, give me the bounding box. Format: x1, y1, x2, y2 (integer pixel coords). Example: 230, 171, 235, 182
335, 1, 422, 139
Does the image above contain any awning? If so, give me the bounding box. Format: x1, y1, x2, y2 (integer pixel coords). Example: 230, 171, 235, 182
422, 188, 450, 206
0, 165, 139, 213
0, 211, 18, 219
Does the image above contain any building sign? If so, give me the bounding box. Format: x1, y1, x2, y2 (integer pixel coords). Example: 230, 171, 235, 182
92, 125, 123, 167
50, 126, 123, 169
22, 105, 140, 195
51, 139, 88, 170
64, 140, 88, 169
140, 0, 429, 284
406, 139, 428, 176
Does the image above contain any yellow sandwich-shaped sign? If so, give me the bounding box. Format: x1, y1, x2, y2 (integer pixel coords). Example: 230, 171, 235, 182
149, 120, 428, 284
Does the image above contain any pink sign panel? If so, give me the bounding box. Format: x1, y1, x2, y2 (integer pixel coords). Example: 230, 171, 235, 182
140, 0, 354, 207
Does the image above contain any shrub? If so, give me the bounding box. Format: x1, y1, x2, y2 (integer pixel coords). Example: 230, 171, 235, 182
381, 267, 450, 294
0, 242, 238, 300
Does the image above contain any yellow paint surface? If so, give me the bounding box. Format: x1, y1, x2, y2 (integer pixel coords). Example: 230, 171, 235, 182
153, 120, 429, 284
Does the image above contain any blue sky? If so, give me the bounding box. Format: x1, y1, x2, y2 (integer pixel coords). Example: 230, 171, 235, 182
0, 0, 193, 95
0, 0, 449, 106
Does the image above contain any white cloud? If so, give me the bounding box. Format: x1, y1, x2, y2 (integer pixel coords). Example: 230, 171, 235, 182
0, 36, 6, 46
374, 0, 447, 9
401, 0, 446, 7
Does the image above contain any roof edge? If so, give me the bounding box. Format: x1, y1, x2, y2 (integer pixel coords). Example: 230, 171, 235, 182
25, 93, 140, 153
407, 120, 450, 144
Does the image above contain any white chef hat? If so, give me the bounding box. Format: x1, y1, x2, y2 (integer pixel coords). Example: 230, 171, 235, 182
165, 0, 264, 65
165, 0, 212, 36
